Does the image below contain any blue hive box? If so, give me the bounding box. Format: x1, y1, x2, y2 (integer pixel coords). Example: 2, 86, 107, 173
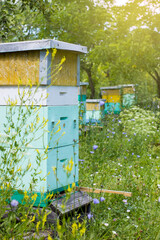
0, 39, 87, 206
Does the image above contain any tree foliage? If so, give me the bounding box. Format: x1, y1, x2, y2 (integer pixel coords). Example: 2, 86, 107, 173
1, 0, 160, 98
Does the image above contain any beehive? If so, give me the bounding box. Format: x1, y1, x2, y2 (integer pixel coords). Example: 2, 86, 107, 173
119, 84, 136, 108
78, 82, 88, 126
100, 86, 121, 114
0, 39, 87, 206
86, 99, 105, 124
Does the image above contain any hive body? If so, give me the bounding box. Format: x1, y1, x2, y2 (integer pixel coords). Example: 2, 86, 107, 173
101, 84, 137, 114
0, 39, 87, 206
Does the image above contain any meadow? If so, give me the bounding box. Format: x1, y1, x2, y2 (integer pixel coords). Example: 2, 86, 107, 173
0, 103, 160, 240
76, 106, 160, 240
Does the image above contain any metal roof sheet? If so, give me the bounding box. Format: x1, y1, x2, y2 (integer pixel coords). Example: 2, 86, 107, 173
0, 39, 88, 53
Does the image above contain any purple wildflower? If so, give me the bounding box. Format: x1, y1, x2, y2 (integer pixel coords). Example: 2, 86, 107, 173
137, 155, 140, 158
90, 151, 94, 154
93, 198, 99, 204
11, 199, 19, 207
87, 213, 93, 219
93, 145, 98, 150
100, 197, 105, 202
99, 100, 105, 106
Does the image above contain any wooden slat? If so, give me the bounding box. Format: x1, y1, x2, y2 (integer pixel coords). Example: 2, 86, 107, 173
50, 191, 92, 215
77, 187, 132, 197
51, 50, 77, 86
123, 87, 135, 94
0, 51, 40, 85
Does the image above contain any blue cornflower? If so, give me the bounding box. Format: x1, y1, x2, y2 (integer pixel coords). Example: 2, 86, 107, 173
93, 145, 98, 150
93, 198, 99, 204
99, 100, 105, 106
87, 213, 93, 219
100, 197, 105, 202
11, 199, 19, 207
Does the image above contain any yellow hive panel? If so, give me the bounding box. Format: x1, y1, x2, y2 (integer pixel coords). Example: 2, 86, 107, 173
101, 89, 120, 96
123, 87, 135, 94
0, 51, 40, 85
86, 102, 100, 111
51, 50, 77, 86
103, 95, 120, 103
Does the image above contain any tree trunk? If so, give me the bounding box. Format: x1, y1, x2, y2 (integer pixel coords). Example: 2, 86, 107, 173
149, 70, 160, 98
81, 63, 95, 99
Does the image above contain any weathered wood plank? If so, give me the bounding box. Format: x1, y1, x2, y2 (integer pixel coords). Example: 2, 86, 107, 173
51, 191, 92, 215
77, 187, 132, 197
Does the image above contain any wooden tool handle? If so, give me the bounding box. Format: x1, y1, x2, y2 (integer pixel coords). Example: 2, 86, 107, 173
76, 187, 132, 197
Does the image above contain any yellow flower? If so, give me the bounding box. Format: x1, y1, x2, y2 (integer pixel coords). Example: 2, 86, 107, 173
52, 166, 56, 175
72, 222, 78, 236
80, 226, 86, 236
31, 193, 37, 201
30, 215, 35, 222
36, 221, 41, 232
55, 125, 61, 134
48, 235, 53, 240
65, 158, 74, 174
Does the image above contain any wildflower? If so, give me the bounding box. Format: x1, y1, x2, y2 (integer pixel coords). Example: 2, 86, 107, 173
93, 198, 99, 204
90, 151, 94, 154
79, 159, 85, 162
137, 155, 140, 158
80, 226, 86, 236
100, 197, 105, 202
93, 145, 98, 150
122, 199, 127, 204
127, 209, 130, 212
112, 231, 117, 235
103, 223, 109, 226
11, 199, 19, 207
132, 153, 134, 155
158, 197, 160, 203
126, 216, 130, 219
72, 222, 78, 236
113, 218, 116, 221
87, 213, 93, 219
99, 100, 104, 106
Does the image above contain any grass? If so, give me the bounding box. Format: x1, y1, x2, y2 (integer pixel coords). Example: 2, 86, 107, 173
78, 111, 160, 239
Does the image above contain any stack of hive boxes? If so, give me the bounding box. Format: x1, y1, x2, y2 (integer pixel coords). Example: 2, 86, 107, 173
100, 86, 121, 114
0, 39, 87, 206
86, 99, 105, 124
78, 82, 88, 126
119, 84, 136, 108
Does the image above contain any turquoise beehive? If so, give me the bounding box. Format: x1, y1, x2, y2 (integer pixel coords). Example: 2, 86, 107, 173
0, 39, 87, 206
100, 86, 121, 114
86, 99, 105, 124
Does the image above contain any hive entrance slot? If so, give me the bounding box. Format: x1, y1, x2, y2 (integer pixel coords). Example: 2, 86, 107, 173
60, 158, 67, 163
